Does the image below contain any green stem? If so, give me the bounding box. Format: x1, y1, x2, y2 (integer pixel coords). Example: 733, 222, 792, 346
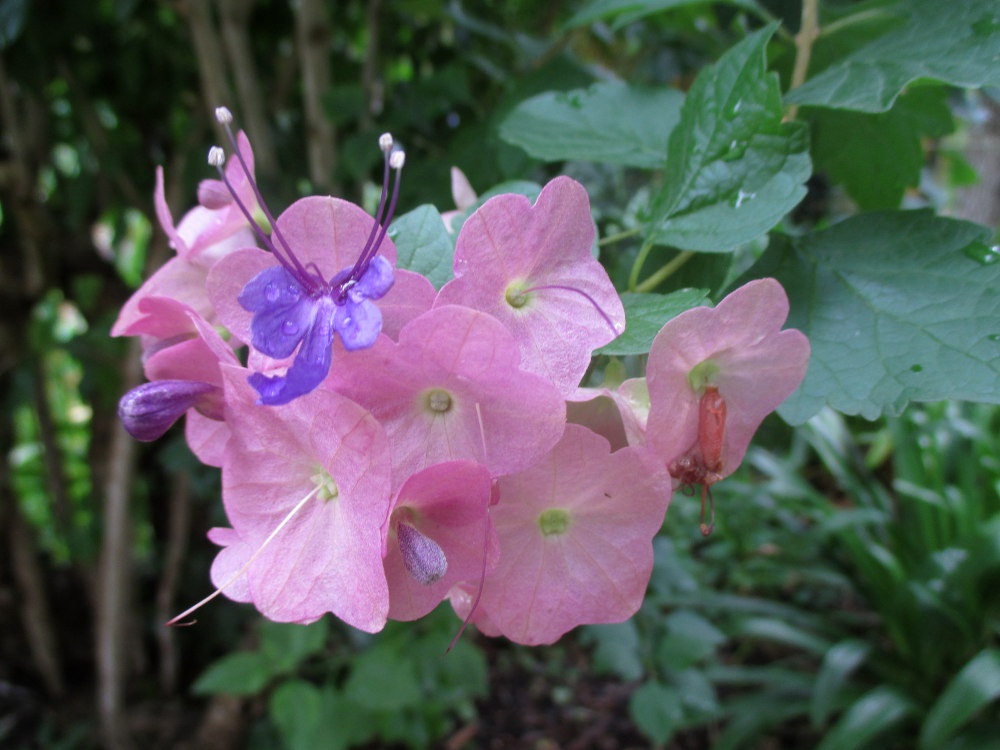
627, 239, 655, 292
635, 251, 695, 293
598, 227, 641, 247
785, 0, 820, 121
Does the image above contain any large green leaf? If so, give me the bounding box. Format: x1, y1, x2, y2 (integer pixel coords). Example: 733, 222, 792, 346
646, 24, 811, 252
191, 651, 274, 696
811, 640, 873, 727
809, 86, 954, 210
597, 288, 709, 356
387, 204, 455, 289
564, 0, 767, 30
629, 681, 682, 744
500, 81, 684, 169
752, 211, 1000, 423
259, 619, 328, 675
787, 0, 1000, 112
920, 649, 1000, 750
815, 686, 914, 750
656, 610, 726, 671
270, 681, 362, 750
343, 643, 422, 710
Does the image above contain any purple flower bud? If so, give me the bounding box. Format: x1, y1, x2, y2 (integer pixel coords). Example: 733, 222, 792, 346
118, 380, 221, 442
396, 522, 448, 585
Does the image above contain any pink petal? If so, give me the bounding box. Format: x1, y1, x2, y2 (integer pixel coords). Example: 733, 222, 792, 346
437, 176, 624, 394
478, 425, 671, 645
646, 278, 810, 475
385, 461, 497, 621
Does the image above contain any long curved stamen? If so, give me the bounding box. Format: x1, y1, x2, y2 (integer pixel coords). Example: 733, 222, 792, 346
350, 138, 405, 284
448, 403, 491, 652
213, 107, 315, 288
165, 483, 323, 626
520, 283, 620, 337
350, 137, 394, 277
360, 151, 404, 278
208, 147, 314, 289
305, 262, 328, 288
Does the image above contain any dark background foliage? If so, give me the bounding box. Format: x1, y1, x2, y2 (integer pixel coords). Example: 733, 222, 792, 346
2, 0, 999, 748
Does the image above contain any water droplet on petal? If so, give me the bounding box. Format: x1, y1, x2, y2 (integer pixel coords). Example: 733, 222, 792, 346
281, 320, 299, 335
264, 283, 279, 302
286, 284, 301, 299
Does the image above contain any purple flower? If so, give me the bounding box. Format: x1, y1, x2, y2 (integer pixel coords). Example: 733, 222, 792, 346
205, 111, 405, 405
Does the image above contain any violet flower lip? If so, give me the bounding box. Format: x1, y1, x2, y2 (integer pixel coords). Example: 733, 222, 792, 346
208, 108, 403, 405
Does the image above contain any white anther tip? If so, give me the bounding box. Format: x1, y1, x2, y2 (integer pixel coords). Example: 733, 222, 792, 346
378, 132, 393, 152
389, 149, 406, 170
215, 106, 234, 124
208, 146, 226, 167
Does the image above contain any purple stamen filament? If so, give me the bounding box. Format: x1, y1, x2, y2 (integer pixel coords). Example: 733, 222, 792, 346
211, 112, 403, 300
517, 284, 620, 337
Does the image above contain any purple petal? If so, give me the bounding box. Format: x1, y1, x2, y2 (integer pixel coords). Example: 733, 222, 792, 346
239, 266, 305, 312
249, 297, 337, 405
240, 267, 317, 359
335, 298, 382, 351
118, 380, 220, 441
354, 255, 394, 301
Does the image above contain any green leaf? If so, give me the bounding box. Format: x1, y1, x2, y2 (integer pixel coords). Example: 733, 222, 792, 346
752, 211, 1000, 423
732, 617, 831, 656
646, 24, 811, 252
675, 668, 720, 716
815, 686, 914, 750
259, 619, 328, 675
500, 81, 684, 169
786, 0, 1000, 112
581, 621, 644, 681
809, 86, 954, 210
597, 288, 709, 355
920, 649, 1000, 750
387, 204, 455, 289
656, 610, 726, 671
564, 0, 767, 30
343, 643, 423, 710
629, 681, 682, 744
191, 651, 274, 696
269, 680, 331, 750
811, 640, 873, 727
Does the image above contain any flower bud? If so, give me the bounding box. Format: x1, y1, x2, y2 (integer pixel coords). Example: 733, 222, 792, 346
118, 380, 221, 442
396, 522, 447, 585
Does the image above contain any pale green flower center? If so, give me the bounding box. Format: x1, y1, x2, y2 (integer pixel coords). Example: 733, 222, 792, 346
688, 358, 721, 393
538, 508, 571, 537
311, 468, 339, 501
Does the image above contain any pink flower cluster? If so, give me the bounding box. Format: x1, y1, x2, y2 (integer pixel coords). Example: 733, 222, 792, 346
115, 119, 809, 645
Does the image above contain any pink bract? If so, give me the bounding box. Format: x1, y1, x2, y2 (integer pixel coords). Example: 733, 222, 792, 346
216, 365, 392, 631
436, 176, 624, 395
384, 461, 497, 621
645, 278, 810, 478
474, 424, 671, 645
112, 134, 259, 336
324, 304, 567, 486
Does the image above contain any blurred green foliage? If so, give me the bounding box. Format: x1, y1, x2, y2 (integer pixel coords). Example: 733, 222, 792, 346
2, 0, 999, 748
